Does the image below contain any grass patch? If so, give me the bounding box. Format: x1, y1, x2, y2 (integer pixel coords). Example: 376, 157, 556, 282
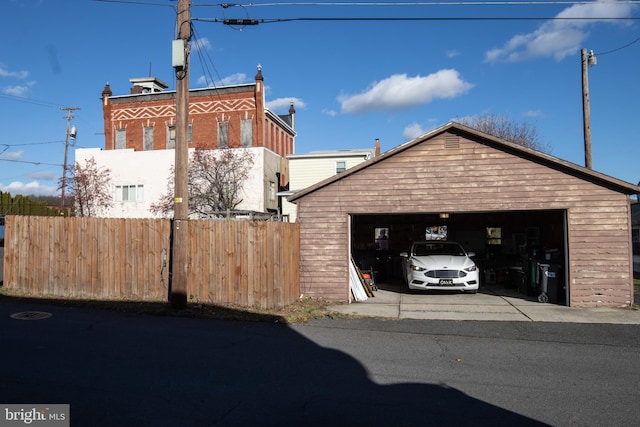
0, 288, 355, 324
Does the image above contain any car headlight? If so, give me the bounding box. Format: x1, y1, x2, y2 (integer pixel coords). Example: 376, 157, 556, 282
410, 264, 426, 272
464, 265, 477, 272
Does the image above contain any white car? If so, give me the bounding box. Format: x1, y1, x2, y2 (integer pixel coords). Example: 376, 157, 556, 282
400, 241, 480, 293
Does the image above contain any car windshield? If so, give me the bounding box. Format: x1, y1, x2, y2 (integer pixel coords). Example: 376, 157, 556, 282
413, 242, 465, 256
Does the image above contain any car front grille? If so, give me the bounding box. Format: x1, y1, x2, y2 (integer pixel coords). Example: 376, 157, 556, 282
426, 270, 467, 279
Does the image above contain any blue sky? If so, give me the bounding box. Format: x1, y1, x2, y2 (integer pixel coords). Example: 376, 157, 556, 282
1, 0, 639, 197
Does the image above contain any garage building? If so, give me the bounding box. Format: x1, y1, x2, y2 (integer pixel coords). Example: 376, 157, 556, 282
288, 122, 639, 307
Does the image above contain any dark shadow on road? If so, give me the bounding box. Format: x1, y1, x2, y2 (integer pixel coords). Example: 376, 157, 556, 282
0, 297, 548, 426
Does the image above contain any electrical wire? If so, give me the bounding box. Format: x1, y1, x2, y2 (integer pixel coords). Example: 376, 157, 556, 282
198, 1, 640, 6
195, 16, 640, 24
189, 25, 244, 144
94, 0, 176, 8
1, 141, 65, 148
595, 33, 640, 55
0, 158, 63, 167
0, 93, 64, 109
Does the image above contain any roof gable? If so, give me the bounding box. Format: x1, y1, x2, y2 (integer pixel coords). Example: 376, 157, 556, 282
288, 122, 639, 202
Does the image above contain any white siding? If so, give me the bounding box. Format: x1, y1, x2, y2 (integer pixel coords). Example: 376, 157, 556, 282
283, 151, 373, 222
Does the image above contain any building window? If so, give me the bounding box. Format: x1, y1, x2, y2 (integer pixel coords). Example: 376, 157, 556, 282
218, 121, 229, 148
167, 124, 192, 149
143, 126, 154, 151
375, 227, 389, 251
336, 161, 346, 173
115, 185, 144, 202
166, 125, 176, 149
268, 181, 276, 201
241, 119, 253, 147
486, 227, 502, 245
115, 129, 126, 149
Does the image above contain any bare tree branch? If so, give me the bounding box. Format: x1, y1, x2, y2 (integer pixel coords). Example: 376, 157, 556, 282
459, 114, 551, 153
67, 157, 113, 217
150, 148, 255, 219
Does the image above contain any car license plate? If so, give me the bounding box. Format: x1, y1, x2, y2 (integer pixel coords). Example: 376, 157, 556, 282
439, 279, 454, 285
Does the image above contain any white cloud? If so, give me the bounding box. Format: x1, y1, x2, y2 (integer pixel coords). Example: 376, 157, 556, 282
523, 110, 544, 118
2, 85, 30, 96
446, 50, 461, 58
0, 150, 24, 161
196, 75, 208, 86
266, 97, 306, 112
0, 180, 58, 197
194, 72, 249, 88
402, 119, 441, 141
322, 108, 338, 117
0, 64, 28, 79
402, 123, 427, 140
338, 70, 473, 114
193, 37, 212, 51
220, 73, 248, 86
27, 171, 57, 180
485, 0, 637, 63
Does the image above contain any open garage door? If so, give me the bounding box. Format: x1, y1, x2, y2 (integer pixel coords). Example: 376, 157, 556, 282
350, 210, 568, 306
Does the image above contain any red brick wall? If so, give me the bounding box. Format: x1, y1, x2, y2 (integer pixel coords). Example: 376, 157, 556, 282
103, 87, 294, 157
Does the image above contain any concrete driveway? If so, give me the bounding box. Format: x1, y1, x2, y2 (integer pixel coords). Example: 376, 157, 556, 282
328, 282, 640, 324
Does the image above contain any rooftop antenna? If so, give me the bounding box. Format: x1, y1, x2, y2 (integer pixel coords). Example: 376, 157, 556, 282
148, 61, 152, 77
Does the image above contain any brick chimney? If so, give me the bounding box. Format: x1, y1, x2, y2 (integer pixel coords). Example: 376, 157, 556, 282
101, 83, 112, 106
374, 138, 381, 156
288, 102, 296, 129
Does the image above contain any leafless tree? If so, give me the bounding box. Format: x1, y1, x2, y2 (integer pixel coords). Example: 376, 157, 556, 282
68, 157, 113, 217
150, 148, 255, 218
459, 114, 551, 153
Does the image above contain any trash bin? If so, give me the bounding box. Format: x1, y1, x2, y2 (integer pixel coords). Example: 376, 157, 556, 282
545, 264, 562, 304
538, 263, 550, 303
537, 263, 562, 304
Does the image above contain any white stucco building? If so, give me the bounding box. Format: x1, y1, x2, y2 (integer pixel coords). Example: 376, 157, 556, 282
75, 147, 285, 218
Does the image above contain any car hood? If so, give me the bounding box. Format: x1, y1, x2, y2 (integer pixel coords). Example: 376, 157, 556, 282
411, 255, 474, 270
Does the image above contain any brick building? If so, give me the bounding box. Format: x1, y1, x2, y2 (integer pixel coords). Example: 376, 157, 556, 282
82, 67, 296, 219
100, 66, 296, 161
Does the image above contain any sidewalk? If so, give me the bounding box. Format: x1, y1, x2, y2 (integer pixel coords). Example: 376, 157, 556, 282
327, 284, 640, 324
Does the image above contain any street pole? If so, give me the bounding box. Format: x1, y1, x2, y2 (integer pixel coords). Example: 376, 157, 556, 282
60, 107, 80, 215
170, 0, 191, 309
581, 48, 595, 170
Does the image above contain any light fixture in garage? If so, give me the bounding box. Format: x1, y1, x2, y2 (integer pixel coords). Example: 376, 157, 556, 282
440, 213, 449, 219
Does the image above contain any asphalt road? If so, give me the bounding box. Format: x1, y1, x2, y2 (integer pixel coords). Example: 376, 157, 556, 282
1, 298, 640, 426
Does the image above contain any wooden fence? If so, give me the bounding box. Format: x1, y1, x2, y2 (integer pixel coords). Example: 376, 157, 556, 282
2, 216, 300, 308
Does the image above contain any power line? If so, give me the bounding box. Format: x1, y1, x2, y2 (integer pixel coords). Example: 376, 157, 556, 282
0, 93, 64, 109
596, 33, 640, 55
1, 140, 65, 147
194, 16, 640, 25
94, 0, 176, 8
202, 1, 640, 6
0, 158, 63, 167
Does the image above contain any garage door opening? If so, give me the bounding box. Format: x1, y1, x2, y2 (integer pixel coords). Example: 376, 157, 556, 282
350, 210, 568, 306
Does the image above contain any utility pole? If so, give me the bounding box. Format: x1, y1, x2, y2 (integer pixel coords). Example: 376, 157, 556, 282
581, 48, 596, 170
60, 107, 80, 214
170, 0, 191, 309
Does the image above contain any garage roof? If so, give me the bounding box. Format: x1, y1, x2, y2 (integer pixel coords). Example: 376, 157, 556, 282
288, 122, 640, 203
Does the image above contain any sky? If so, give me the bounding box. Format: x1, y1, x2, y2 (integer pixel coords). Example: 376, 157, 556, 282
1, 0, 639, 198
